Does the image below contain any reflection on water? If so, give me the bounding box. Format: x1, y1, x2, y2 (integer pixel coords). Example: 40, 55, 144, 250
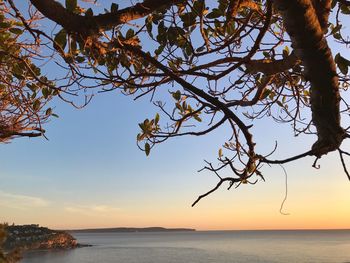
22, 230, 350, 263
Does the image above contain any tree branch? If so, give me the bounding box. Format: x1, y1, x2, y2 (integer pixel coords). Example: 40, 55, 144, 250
273, 0, 346, 157
30, 0, 183, 35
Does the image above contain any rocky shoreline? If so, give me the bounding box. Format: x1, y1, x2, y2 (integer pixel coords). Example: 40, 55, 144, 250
4, 224, 88, 252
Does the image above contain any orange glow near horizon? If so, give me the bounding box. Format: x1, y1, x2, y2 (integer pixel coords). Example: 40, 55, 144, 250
2, 169, 349, 231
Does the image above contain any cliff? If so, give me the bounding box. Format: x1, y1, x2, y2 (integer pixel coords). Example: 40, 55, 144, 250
4, 224, 79, 251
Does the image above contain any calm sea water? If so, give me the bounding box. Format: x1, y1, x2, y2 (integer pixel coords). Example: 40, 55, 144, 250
21, 230, 350, 263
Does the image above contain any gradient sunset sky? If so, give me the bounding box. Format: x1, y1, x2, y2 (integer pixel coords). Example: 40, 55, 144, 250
1, 88, 350, 230
1, 0, 350, 230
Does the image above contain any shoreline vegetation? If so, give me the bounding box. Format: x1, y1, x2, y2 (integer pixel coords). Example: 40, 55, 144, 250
68, 227, 196, 233
3, 224, 87, 252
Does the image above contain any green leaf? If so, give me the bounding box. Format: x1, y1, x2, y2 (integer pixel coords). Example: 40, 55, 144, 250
185, 45, 192, 57
172, 90, 181, 101
331, 24, 342, 34
196, 46, 205, 52
126, 29, 134, 39
263, 51, 270, 58
145, 143, 151, 156
276, 101, 284, 107
45, 108, 52, 116
33, 99, 40, 111
0, 22, 12, 29
111, 3, 119, 13
9, 28, 23, 35
331, 0, 337, 8
340, 4, 350, 14
260, 89, 271, 100
206, 8, 222, 19
226, 21, 235, 35
155, 113, 160, 124
75, 56, 85, 63
193, 0, 205, 14
65, 0, 77, 12
42, 87, 50, 99
85, 8, 93, 16
335, 53, 350, 75
146, 17, 153, 37
53, 29, 67, 51
193, 115, 202, 122
180, 12, 196, 27
155, 45, 165, 56
26, 83, 37, 92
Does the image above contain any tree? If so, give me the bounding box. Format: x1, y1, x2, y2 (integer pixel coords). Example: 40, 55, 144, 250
1, 0, 350, 204
0, 224, 21, 263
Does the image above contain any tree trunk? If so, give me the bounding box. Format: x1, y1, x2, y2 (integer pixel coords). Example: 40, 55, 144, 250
273, 0, 345, 157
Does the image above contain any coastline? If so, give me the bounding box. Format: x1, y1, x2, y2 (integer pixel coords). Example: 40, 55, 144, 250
68, 227, 196, 233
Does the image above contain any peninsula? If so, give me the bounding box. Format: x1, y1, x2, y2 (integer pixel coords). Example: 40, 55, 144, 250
69, 227, 196, 233
4, 224, 82, 251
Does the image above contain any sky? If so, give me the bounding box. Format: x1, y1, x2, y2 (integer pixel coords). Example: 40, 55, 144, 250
1, 0, 350, 231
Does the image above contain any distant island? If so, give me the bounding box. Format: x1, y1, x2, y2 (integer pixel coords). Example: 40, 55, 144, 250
69, 227, 196, 233
4, 224, 85, 251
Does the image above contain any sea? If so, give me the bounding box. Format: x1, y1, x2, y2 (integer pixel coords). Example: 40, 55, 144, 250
21, 230, 350, 263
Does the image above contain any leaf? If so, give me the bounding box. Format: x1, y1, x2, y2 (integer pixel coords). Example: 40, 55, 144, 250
146, 17, 153, 37
65, 0, 77, 12
33, 99, 40, 111
111, 3, 119, 13
331, 24, 342, 34
282, 46, 289, 58
180, 12, 196, 27
172, 90, 181, 101
331, 0, 337, 8
335, 53, 350, 75
75, 56, 85, 63
340, 4, 350, 14
45, 108, 52, 116
155, 113, 160, 124
196, 46, 205, 52
218, 148, 223, 158
154, 45, 165, 56
260, 89, 271, 100
226, 21, 235, 35
185, 45, 192, 57
263, 51, 270, 58
193, 115, 202, 122
145, 143, 151, 156
276, 101, 284, 107
85, 8, 93, 16
9, 28, 23, 35
193, 0, 205, 14
53, 29, 67, 51
0, 22, 11, 29
42, 87, 50, 99
206, 8, 222, 19
26, 83, 37, 92
126, 29, 134, 39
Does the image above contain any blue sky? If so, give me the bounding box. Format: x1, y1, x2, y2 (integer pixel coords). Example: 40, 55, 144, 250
1, 0, 350, 230
1, 86, 349, 230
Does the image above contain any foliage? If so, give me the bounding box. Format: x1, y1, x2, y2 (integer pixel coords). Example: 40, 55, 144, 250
2, 0, 350, 203
0, 224, 21, 263
0, 0, 57, 142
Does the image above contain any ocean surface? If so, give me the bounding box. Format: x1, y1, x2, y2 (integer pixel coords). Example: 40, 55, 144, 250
21, 230, 350, 263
